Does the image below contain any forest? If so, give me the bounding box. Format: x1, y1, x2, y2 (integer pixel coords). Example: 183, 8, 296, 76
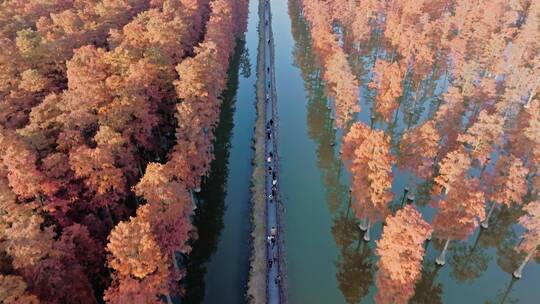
299, 0, 539, 303
0, 0, 248, 303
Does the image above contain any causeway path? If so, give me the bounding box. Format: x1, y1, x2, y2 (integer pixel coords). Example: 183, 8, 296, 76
262, 0, 285, 303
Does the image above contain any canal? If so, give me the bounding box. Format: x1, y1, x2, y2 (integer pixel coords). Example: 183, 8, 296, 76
182, 0, 258, 302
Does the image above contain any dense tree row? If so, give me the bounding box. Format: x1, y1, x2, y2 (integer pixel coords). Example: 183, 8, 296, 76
0, 0, 248, 302
300, 0, 540, 302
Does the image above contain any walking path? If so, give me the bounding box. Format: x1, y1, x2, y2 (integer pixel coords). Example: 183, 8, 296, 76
262, 1, 285, 303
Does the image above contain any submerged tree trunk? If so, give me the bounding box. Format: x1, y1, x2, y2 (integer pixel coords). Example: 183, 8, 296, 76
363, 219, 371, 242
166, 294, 173, 304
481, 202, 497, 229
359, 216, 368, 231
499, 276, 517, 304
436, 239, 451, 266
513, 249, 535, 279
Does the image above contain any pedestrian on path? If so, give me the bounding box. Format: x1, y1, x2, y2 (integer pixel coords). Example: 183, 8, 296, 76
267, 235, 272, 246
275, 275, 281, 285
268, 166, 272, 174
272, 172, 276, 180
273, 251, 277, 263
267, 259, 273, 269
271, 226, 277, 237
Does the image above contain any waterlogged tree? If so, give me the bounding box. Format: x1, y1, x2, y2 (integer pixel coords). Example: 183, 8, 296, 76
325, 51, 360, 128
398, 120, 440, 180
433, 178, 486, 266
458, 110, 504, 168
369, 59, 405, 122
375, 205, 432, 304
513, 201, 540, 279
302, 0, 360, 128
342, 122, 394, 241
433, 148, 471, 195
481, 155, 528, 229
510, 100, 540, 166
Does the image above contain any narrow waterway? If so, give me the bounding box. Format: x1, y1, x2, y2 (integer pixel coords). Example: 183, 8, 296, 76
182, 0, 258, 302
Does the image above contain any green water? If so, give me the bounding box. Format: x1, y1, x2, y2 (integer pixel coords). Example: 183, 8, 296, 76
270, 0, 540, 303
182, 0, 258, 302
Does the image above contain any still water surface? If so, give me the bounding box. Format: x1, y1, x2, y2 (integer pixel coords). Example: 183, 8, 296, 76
182, 0, 258, 302
273, 0, 540, 303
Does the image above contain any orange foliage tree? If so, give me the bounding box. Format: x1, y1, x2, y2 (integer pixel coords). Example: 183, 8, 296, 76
342, 122, 394, 241
375, 205, 432, 304
513, 201, 540, 279
481, 155, 528, 229
432, 177, 485, 266
369, 59, 406, 122
302, 0, 360, 128
398, 120, 440, 180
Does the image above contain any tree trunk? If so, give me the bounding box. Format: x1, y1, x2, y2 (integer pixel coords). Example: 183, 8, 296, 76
346, 192, 352, 218
190, 190, 197, 209
401, 187, 409, 207
363, 220, 371, 242
359, 216, 368, 231
165, 294, 173, 304
481, 202, 497, 229
172, 250, 179, 270
513, 249, 535, 279
525, 77, 539, 107
499, 276, 516, 304
436, 239, 451, 266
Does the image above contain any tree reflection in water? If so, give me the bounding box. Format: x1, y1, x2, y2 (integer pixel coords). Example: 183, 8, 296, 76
333, 210, 376, 304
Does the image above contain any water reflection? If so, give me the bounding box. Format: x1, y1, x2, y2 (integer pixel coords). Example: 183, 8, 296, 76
182, 38, 247, 304
334, 211, 376, 304
410, 262, 443, 304
448, 231, 491, 283
289, 0, 347, 215
286, 0, 538, 302
289, 2, 375, 303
